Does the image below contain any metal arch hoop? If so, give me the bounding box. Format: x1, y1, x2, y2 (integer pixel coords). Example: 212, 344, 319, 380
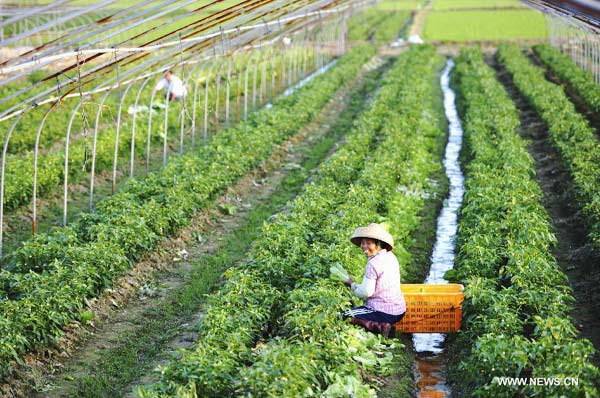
190, 61, 209, 149
225, 57, 233, 128
89, 90, 112, 211
243, 50, 255, 121
64, 100, 84, 226
130, 76, 152, 177
112, 80, 135, 194
204, 60, 217, 141
32, 103, 59, 235
252, 45, 262, 109
0, 113, 26, 264
214, 59, 223, 133
146, 80, 159, 174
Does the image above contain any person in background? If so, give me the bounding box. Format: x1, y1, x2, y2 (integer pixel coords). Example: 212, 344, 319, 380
343, 223, 406, 338
154, 70, 187, 101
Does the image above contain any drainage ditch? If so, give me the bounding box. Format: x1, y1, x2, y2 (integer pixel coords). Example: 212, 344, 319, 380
412, 58, 464, 398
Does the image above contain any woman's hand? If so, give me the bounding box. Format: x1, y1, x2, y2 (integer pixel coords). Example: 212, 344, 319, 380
344, 277, 354, 287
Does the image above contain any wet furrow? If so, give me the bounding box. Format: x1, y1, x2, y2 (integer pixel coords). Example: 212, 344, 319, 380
413, 58, 464, 398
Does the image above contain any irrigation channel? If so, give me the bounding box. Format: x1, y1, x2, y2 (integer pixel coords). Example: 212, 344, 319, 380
412, 59, 464, 398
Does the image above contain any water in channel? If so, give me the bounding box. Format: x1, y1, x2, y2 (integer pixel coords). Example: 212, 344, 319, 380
412, 58, 465, 398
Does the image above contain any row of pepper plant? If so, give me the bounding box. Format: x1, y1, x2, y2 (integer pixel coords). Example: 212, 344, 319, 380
0, 45, 375, 381
446, 47, 599, 398
136, 45, 398, 398
137, 44, 445, 398
372, 11, 411, 44
532, 43, 600, 116
348, 9, 408, 44
497, 43, 600, 248
232, 44, 445, 398
1, 47, 313, 213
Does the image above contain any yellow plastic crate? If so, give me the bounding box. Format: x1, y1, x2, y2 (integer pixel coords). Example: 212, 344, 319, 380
395, 284, 464, 333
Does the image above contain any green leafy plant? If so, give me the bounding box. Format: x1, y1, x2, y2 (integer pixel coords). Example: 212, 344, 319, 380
449, 47, 599, 397
498, 43, 600, 248
0, 46, 375, 382
533, 43, 600, 116
138, 45, 445, 398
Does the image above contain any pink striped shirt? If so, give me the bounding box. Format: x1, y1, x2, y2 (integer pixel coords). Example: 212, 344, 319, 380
364, 249, 406, 315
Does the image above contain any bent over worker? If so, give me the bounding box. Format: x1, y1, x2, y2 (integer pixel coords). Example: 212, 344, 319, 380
154, 70, 188, 101
343, 223, 406, 338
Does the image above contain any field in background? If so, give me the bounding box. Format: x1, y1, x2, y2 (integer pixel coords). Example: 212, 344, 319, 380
431, 0, 527, 10
377, 0, 425, 10
3, 0, 239, 9
423, 8, 547, 41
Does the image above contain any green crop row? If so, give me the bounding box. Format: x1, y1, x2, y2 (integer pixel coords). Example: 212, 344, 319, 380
447, 48, 599, 397
0, 46, 375, 381
532, 43, 600, 117
136, 46, 401, 398
347, 8, 411, 44
498, 44, 600, 248
348, 9, 395, 42
231, 45, 444, 398
1, 48, 313, 215
373, 11, 411, 44
137, 45, 444, 398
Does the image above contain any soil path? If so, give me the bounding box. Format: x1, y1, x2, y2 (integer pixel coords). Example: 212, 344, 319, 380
408, 1, 431, 38
10, 58, 381, 398
492, 56, 600, 369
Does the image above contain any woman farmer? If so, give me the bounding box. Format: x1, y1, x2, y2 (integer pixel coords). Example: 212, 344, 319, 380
343, 223, 406, 338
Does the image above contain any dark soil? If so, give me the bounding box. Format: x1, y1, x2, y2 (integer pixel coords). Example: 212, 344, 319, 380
492, 56, 600, 370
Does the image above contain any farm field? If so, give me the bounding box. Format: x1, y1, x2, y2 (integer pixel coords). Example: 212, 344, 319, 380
431, 0, 527, 10
0, 47, 309, 258
422, 10, 547, 41
0, 2, 599, 398
377, 0, 425, 10
446, 46, 599, 396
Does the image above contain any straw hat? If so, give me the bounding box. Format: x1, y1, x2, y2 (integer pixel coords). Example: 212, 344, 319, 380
350, 223, 394, 251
